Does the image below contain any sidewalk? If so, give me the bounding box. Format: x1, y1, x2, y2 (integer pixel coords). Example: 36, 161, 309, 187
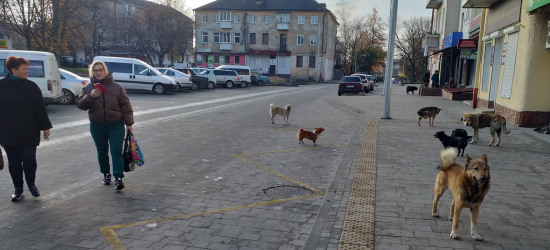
322, 83, 550, 250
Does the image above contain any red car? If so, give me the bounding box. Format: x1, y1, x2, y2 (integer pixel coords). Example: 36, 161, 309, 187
338, 76, 365, 96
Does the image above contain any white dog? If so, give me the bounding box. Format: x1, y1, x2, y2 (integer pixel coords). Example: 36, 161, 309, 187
270, 103, 292, 125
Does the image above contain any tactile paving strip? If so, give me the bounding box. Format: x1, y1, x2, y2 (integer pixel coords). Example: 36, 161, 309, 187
338, 120, 378, 250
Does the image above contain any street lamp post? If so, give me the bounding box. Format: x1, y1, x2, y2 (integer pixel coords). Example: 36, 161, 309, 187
382, 0, 398, 119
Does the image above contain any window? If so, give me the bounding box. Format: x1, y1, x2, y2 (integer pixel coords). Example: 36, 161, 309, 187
220, 32, 231, 43
250, 33, 256, 44
297, 34, 304, 45
202, 15, 207, 23
310, 34, 318, 45
234, 15, 240, 23
225, 55, 230, 64
298, 16, 305, 24
25, 60, 45, 78
220, 12, 230, 21
121, 4, 129, 12
202, 32, 208, 43
311, 16, 318, 24
214, 33, 220, 43
296, 56, 303, 67
235, 56, 240, 65
263, 15, 269, 23
234, 33, 240, 44
250, 15, 256, 23
500, 32, 519, 98
309, 56, 316, 68
112, 63, 132, 74
214, 55, 219, 63
262, 33, 269, 44
214, 15, 219, 23
276, 14, 290, 23
134, 64, 149, 75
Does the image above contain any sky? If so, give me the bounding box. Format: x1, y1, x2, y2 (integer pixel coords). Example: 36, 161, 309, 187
187, 0, 433, 21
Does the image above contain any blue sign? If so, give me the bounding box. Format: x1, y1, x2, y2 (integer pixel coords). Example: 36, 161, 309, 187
443, 32, 463, 49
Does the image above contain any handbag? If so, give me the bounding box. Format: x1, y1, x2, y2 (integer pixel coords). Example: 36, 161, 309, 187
129, 133, 144, 166
0, 147, 4, 171
123, 130, 135, 172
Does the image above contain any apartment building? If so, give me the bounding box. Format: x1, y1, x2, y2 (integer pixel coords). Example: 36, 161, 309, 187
0, 22, 14, 50
194, 0, 338, 80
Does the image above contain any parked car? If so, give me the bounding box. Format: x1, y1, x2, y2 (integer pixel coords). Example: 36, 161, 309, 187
216, 65, 251, 87
251, 71, 269, 86
59, 69, 88, 104
191, 68, 208, 74
197, 69, 217, 86
338, 76, 365, 96
367, 75, 377, 84
173, 68, 212, 90
60, 56, 89, 68
351, 73, 373, 93
213, 69, 242, 88
156, 68, 193, 91
0, 50, 63, 105
93, 56, 178, 95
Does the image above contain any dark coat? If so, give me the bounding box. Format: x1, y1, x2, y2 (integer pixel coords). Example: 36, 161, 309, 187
423, 72, 430, 82
76, 73, 134, 125
0, 74, 53, 147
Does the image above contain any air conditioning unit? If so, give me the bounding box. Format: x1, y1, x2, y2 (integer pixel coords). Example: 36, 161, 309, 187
546, 20, 550, 50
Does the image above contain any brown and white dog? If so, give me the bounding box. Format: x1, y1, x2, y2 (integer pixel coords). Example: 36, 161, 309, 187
432, 148, 491, 240
270, 103, 292, 125
461, 113, 510, 146
297, 127, 325, 145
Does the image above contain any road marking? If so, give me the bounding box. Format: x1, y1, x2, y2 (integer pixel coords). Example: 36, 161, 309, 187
99, 122, 345, 250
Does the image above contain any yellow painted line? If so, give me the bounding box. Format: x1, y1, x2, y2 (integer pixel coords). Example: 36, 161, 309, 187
101, 228, 126, 250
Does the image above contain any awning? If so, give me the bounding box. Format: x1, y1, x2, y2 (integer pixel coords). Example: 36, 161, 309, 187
426, 0, 443, 9
429, 45, 457, 56
462, 0, 501, 8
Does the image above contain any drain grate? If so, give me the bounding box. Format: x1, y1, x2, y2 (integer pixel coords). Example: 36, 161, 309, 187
263, 185, 314, 199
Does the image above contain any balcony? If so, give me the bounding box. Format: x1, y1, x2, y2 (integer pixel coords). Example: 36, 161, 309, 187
277, 23, 289, 30
426, 0, 442, 9
220, 21, 232, 29
220, 43, 232, 50
422, 34, 440, 56
462, 0, 501, 8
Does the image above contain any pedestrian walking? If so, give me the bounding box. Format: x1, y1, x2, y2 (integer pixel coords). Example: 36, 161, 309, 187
423, 70, 430, 88
76, 61, 134, 190
0, 56, 52, 201
431, 70, 440, 88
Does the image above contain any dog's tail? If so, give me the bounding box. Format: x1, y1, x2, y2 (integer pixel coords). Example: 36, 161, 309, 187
438, 148, 457, 171
501, 118, 511, 134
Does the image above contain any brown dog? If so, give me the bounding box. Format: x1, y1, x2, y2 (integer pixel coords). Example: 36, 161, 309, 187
461, 113, 510, 146
297, 128, 324, 145
432, 148, 490, 241
417, 107, 441, 126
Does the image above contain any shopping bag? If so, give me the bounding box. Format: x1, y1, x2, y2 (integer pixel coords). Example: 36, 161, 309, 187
129, 133, 145, 166
123, 130, 135, 172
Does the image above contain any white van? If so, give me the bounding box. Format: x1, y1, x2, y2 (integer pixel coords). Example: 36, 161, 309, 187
93, 56, 178, 94
0, 50, 63, 105
215, 65, 251, 87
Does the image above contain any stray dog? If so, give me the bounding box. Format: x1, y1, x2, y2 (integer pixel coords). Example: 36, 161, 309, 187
406, 86, 418, 95
433, 131, 468, 156
270, 103, 292, 125
432, 148, 490, 241
461, 113, 511, 146
417, 107, 441, 126
450, 128, 472, 142
298, 127, 325, 145
534, 125, 550, 134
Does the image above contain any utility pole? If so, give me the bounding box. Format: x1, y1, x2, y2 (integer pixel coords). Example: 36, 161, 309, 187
382, 0, 398, 119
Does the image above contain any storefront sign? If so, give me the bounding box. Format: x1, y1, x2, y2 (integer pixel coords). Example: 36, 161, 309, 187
457, 39, 479, 50
461, 50, 478, 60
208, 55, 213, 67
444, 32, 463, 49
527, 0, 550, 12
486, 0, 522, 34
0, 40, 7, 49
196, 54, 202, 64
196, 49, 211, 53
469, 14, 482, 34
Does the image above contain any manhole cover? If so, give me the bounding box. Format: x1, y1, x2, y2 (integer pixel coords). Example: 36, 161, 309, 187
263, 185, 314, 199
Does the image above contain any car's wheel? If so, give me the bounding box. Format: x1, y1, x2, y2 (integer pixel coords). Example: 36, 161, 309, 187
175, 83, 181, 92
225, 81, 234, 88
366, 87, 370, 93
370, 85, 374, 91
59, 89, 74, 105
207, 82, 215, 89
191, 81, 199, 90
153, 83, 166, 95
240, 81, 247, 88
338, 93, 341, 96
258, 80, 264, 86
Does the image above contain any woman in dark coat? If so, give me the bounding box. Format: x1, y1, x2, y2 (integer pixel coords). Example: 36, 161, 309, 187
0, 56, 52, 201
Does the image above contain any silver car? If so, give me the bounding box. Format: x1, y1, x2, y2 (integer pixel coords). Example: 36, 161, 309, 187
156, 68, 193, 91
213, 70, 243, 88
351, 74, 373, 93
59, 69, 89, 105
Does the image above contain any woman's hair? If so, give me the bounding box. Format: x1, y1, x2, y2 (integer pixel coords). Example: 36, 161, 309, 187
5, 56, 30, 74
88, 61, 109, 77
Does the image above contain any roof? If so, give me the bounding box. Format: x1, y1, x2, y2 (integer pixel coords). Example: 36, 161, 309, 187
194, 0, 329, 12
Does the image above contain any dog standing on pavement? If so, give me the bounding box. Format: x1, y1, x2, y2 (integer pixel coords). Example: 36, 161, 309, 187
298, 127, 324, 145
406, 86, 418, 95
461, 113, 510, 146
270, 103, 292, 125
433, 131, 468, 156
432, 148, 490, 241
417, 107, 442, 126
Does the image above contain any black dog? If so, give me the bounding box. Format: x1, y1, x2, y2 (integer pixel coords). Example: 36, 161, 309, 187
450, 128, 472, 142
433, 131, 468, 156
406, 86, 418, 95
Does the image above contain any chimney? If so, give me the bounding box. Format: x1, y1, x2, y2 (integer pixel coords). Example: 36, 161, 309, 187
256, 0, 264, 5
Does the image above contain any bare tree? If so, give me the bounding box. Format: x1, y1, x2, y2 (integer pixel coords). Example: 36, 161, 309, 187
395, 16, 431, 83
2, 0, 42, 50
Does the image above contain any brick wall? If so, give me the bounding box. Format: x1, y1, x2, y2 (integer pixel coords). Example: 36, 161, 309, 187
477, 98, 488, 108
419, 88, 442, 96
495, 104, 550, 128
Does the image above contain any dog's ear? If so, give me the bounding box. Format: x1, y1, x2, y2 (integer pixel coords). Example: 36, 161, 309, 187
460, 117, 464, 121
481, 154, 487, 163
465, 154, 471, 167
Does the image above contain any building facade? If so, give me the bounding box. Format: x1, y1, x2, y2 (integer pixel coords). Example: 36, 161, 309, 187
194, 0, 338, 80
0, 22, 14, 50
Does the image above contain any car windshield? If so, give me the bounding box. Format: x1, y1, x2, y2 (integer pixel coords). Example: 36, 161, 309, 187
198, 70, 210, 75
354, 75, 366, 80
342, 76, 361, 82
